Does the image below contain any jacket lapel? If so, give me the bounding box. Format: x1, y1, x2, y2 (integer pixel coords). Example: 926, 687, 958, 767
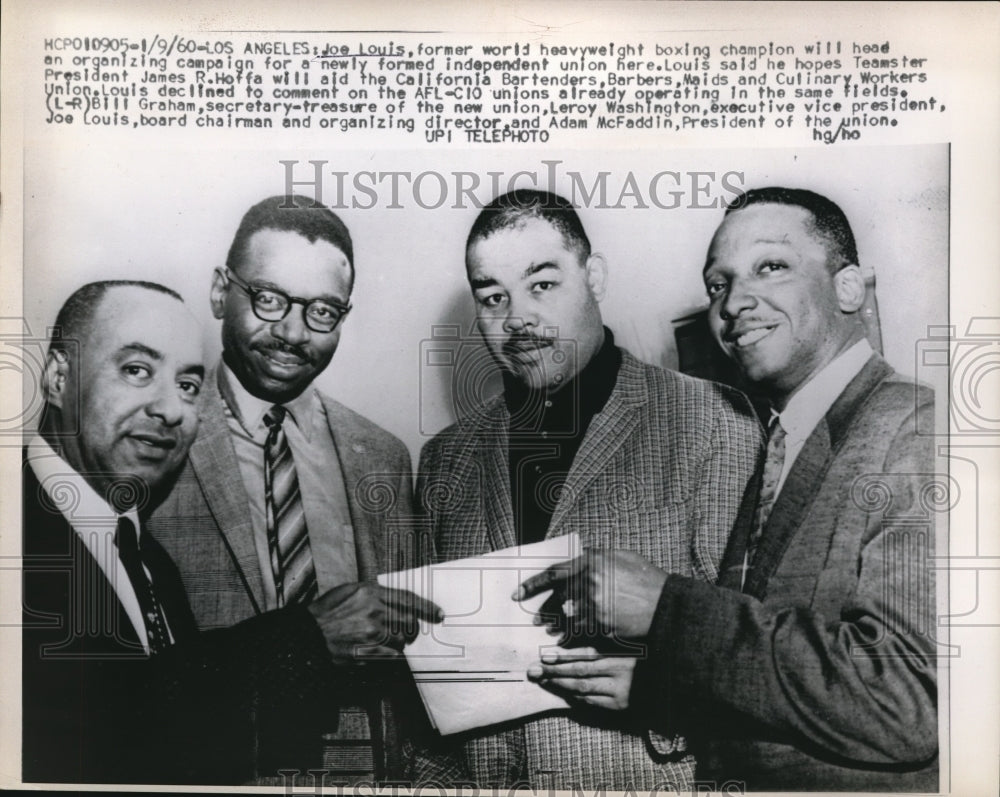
744, 423, 832, 597
476, 401, 517, 551
824, 354, 894, 445
188, 370, 265, 608
717, 468, 765, 591
744, 354, 893, 597
323, 396, 383, 580
548, 352, 645, 536
23, 460, 146, 654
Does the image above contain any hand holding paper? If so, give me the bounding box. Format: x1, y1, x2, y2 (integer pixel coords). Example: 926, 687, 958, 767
527, 647, 637, 711
378, 535, 582, 734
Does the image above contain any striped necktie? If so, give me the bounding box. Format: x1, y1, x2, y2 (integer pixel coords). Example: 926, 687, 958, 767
115, 516, 171, 654
742, 415, 786, 590
263, 405, 317, 606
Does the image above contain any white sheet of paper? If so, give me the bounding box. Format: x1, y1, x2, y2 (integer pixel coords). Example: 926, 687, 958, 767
378, 534, 582, 735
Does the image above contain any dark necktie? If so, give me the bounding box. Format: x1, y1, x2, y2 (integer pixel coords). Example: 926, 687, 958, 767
264, 405, 317, 606
742, 416, 787, 589
115, 516, 171, 654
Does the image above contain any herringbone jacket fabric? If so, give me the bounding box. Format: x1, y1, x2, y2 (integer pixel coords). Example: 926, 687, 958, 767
412, 350, 762, 790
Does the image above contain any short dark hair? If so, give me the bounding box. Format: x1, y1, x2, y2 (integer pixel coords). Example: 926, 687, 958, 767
466, 189, 592, 261
225, 195, 355, 286
48, 280, 184, 357
724, 187, 859, 271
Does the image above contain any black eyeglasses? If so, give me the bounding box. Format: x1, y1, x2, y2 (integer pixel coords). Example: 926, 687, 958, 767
223, 269, 352, 333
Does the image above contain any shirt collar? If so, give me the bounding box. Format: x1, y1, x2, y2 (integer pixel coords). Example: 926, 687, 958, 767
776, 338, 873, 444
27, 435, 142, 533
218, 361, 318, 442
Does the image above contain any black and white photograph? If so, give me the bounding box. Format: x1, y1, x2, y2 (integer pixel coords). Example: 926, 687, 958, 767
1, 2, 997, 795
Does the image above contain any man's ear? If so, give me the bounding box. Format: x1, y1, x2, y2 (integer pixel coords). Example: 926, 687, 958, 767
210, 268, 228, 319
585, 252, 609, 300
834, 264, 866, 313
43, 349, 70, 409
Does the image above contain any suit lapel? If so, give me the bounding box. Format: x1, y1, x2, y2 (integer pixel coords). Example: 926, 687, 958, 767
717, 467, 765, 591
23, 460, 145, 654
323, 396, 383, 580
188, 371, 265, 608
548, 352, 645, 536
476, 402, 517, 551
744, 422, 832, 597
824, 354, 894, 445
744, 354, 893, 597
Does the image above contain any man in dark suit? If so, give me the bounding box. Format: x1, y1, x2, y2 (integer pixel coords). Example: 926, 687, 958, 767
413, 190, 761, 789
148, 195, 423, 781
22, 280, 438, 785
519, 187, 939, 791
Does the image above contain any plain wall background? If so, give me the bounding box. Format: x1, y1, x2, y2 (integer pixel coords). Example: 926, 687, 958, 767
23, 144, 948, 463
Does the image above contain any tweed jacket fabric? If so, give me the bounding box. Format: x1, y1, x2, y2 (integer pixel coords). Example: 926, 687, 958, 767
412, 350, 762, 790
634, 354, 939, 791
147, 368, 421, 780
22, 458, 340, 785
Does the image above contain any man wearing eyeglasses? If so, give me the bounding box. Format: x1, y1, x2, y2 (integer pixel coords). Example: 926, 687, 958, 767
149, 195, 421, 782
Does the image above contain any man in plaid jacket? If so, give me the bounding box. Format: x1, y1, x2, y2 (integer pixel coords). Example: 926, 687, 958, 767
411, 189, 761, 790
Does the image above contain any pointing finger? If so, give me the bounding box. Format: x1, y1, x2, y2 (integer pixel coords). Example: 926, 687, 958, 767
514, 554, 586, 601
381, 586, 444, 623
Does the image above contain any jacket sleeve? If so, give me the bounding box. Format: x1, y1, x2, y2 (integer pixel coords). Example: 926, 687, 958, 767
633, 398, 938, 766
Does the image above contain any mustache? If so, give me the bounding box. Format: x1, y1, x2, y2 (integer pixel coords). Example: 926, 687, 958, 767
256, 340, 314, 363
502, 333, 555, 358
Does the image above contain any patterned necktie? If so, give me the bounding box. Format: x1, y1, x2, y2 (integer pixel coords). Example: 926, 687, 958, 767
264, 405, 317, 606
115, 516, 171, 654
742, 416, 787, 589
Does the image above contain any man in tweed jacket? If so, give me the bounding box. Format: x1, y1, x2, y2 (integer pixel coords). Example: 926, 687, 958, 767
412, 190, 761, 790
149, 196, 430, 781
523, 188, 939, 791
